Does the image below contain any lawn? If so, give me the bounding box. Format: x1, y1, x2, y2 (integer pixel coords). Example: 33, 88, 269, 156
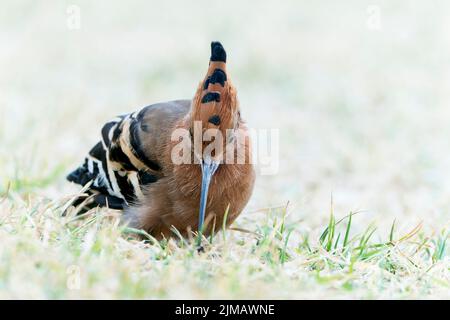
0, 193, 448, 299
0, 1, 449, 299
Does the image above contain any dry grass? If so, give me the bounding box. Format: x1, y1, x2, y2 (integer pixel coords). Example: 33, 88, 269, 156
0, 1, 449, 299
0, 193, 448, 299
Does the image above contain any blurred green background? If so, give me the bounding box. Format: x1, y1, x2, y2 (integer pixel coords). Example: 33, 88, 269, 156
1, 0, 450, 232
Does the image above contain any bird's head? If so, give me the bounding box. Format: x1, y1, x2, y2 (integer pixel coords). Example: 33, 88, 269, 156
190, 41, 240, 164
189, 41, 241, 234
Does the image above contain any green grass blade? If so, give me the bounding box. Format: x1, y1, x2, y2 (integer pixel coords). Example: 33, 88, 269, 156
343, 211, 353, 249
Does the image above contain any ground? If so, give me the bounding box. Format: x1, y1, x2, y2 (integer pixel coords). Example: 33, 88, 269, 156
0, 1, 449, 299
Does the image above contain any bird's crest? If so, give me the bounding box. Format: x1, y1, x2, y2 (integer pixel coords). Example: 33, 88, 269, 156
191, 42, 239, 134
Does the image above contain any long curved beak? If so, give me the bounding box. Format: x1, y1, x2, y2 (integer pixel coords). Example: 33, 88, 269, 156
198, 158, 220, 234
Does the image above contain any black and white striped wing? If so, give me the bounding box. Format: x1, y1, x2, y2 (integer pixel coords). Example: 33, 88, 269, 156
67, 112, 157, 209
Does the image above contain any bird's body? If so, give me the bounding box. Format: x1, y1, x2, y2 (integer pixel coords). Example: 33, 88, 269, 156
67, 100, 191, 210
68, 42, 255, 239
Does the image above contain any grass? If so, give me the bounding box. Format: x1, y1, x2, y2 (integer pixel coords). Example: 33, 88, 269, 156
0, 186, 448, 299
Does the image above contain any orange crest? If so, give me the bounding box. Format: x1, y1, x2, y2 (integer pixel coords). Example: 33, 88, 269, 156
191, 42, 239, 135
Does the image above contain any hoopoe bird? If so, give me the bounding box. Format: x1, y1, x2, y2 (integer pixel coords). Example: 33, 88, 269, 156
67, 42, 255, 239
